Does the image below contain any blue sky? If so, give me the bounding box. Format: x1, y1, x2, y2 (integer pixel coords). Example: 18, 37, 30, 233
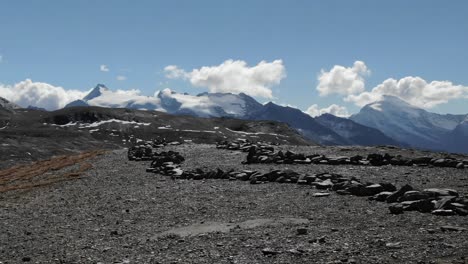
0, 0, 467, 114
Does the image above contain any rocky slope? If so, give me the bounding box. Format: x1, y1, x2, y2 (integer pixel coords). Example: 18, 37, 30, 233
0, 106, 311, 169
315, 113, 402, 146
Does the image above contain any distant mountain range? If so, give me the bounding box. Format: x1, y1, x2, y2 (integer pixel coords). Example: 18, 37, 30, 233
63, 84, 401, 146
4, 84, 468, 154
350, 95, 467, 153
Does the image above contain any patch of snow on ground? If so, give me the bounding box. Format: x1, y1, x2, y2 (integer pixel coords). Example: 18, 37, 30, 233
225, 128, 288, 137
181, 129, 217, 133
51, 122, 79, 127
80, 119, 151, 128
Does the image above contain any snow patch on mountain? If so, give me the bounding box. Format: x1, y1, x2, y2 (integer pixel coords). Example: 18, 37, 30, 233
350, 95, 466, 151
0, 97, 21, 111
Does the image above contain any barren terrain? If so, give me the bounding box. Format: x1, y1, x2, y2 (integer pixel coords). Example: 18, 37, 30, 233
1, 143, 467, 263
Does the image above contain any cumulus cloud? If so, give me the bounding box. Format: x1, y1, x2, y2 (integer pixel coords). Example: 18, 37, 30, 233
164, 59, 286, 98
100, 65, 109, 72
116, 75, 127, 81
306, 104, 350, 118
0, 79, 87, 110
164, 65, 188, 79
346, 77, 468, 108
317, 61, 369, 96
317, 61, 468, 109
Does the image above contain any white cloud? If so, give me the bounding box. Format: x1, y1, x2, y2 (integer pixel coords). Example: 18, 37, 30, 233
0, 55, 3, 63
317, 61, 369, 96
164, 59, 286, 98
346, 76, 468, 108
100, 65, 109, 72
0, 79, 87, 110
164, 65, 188, 79
317, 61, 468, 109
306, 104, 350, 118
116, 75, 127, 81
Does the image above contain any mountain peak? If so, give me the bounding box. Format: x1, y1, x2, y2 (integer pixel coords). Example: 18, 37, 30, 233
0, 97, 21, 111
364, 95, 416, 112
83, 84, 109, 101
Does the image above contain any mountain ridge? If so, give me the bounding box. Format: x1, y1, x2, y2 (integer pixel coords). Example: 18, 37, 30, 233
351, 95, 467, 153
64, 86, 396, 146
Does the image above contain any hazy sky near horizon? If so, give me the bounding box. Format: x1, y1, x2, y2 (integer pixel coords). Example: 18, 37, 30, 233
0, 0, 467, 115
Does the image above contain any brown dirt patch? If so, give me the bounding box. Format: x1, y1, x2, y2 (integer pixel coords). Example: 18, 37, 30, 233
0, 150, 105, 192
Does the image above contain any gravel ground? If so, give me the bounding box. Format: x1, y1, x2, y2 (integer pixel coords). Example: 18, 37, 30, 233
1, 144, 468, 263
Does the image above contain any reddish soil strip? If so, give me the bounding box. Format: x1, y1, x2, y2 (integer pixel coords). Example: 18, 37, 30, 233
0, 150, 105, 192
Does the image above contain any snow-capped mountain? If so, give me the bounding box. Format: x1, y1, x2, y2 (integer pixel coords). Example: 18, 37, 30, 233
350, 95, 467, 152
155, 89, 264, 118
315, 113, 402, 146
64, 85, 379, 145
0, 97, 21, 112
64, 84, 466, 149
66, 84, 163, 110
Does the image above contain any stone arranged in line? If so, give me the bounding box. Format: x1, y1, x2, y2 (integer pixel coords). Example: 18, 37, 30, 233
141, 153, 467, 217
244, 146, 468, 169
131, 143, 467, 217
127, 139, 182, 161
145, 151, 185, 176
216, 138, 276, 153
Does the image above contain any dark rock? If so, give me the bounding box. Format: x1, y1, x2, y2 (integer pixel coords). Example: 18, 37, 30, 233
345, 182, 368, 196
297, 228, 308, 235
401, 199, 434, 213
440, 225, 467, 232
262, 247, 280, 256
432, 196, 457, 210
379, 182, 397, 192
386, 184, 413, 203
367, 153, 385, 166
350, 155, 363, 164
398, 191, 430, 202
372, 191, 393, 202
423, 188, 458, 198
276, 176, 286, 183
412, 157, 432, 165
364, 184, 385, 196
389, 204, 404, 214
454, 208, 468, 216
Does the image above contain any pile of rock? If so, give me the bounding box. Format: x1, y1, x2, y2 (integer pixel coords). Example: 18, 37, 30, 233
127, 145, 153, 161
145, 151, 185, 176
383, 187, 468, 216
216, 138, 275, 153
244, 147, 468, 169
127, 138, 183, 161
149, 137, 182, 148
